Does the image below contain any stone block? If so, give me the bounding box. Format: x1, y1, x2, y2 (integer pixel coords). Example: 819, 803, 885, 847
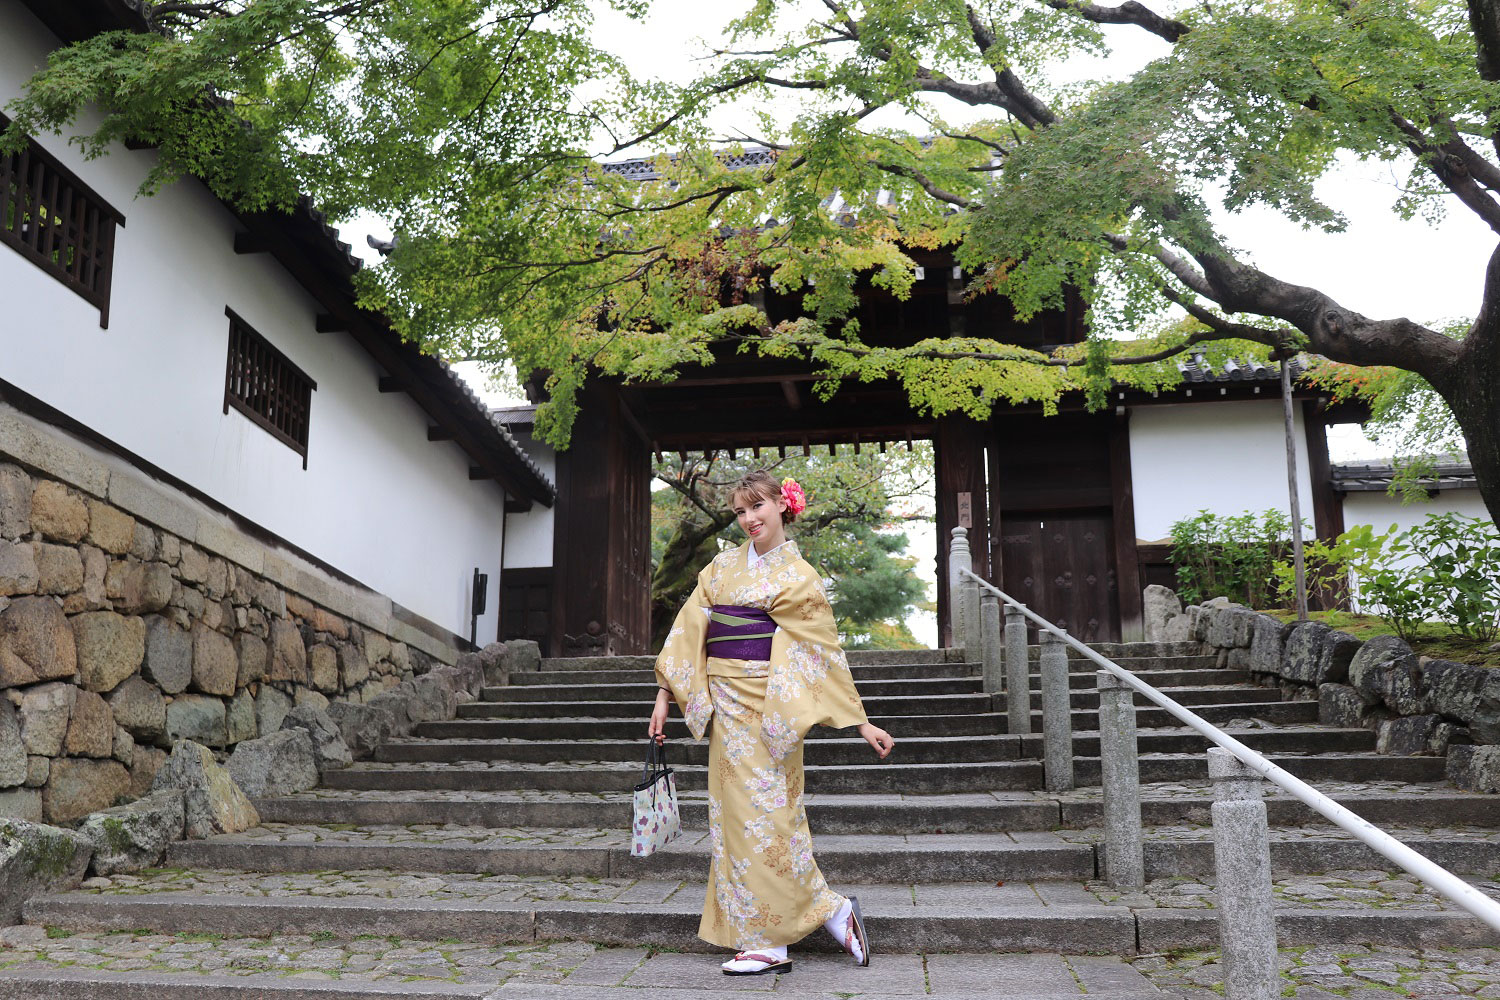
150, 740, 258, 838
86, 500, 135, 556
19, 682, 76, 756
72, 611, 145, 693
501, 639, 542, 675
268, 618, 307, 683
254, 685, 292, 737
158, 534, 181, 566
0, 595, 77, 687
293, 687, 328, 711
337, 643, 370, 689
64, 689, 115, 758
226, 689, 256, 744
1206, 605, 1255, 649
226, 729, 318, 797
24, 755, 47, 787
127, 745, 166, 800
0, 700, 26, 788
129, 522, 157, 561
0, 539, 38, 596
77, 789, 184, 875
34, 544, 83, 596
0, 464, 31, 540
308, 643, 339, 692
0, 819, 92, 923
1280, 622, 1332, 685
235, 632, 267, 688
406, 673, 457, 724
1317, 683, 1368, 729
204, 557, 229, 601
177, 545, 210, 584
0, 787, 42, 821
107, 675, 167, 743
141, 615, 192, 694
280, 704, 351, 771
362, 631, 391, 666
30, 482, 88, 543
189, 623, 237, 697
326, 699, 396, 760
1447, 745, 1500, 793
112, 724, 133, 766
1424, 658, 1500, 743
1247, 614, 1289, 675
1141, 585, 1182, 643
42, 757, 129, 823
1315, 630, 1360, 687
77, 544, 107, 611
1376, 714, 1444, 756
104, 561, 173, 615
165, 693, 226, 746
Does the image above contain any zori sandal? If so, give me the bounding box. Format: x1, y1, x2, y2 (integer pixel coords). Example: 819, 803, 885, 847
722, 952, 793, 976
845, 895, 870, 967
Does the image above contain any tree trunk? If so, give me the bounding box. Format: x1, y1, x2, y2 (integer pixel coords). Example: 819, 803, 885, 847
1446, 335, 1500, 526
649, 515, 728, 650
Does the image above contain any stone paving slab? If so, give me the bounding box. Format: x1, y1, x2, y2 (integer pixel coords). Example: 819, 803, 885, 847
1127, 943, 1500, 998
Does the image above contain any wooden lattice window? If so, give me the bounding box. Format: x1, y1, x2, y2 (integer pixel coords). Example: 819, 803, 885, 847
0, 116, 125, 327
222, 307, 317, 467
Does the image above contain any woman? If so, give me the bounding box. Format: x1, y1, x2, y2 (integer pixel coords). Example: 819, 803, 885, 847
648, 470, 896, 976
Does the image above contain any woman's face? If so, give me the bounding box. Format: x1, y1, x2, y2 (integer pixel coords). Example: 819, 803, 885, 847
732, 490, 788, 545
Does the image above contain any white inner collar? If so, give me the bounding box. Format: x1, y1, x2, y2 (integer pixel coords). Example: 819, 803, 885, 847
747, 539, 790, 569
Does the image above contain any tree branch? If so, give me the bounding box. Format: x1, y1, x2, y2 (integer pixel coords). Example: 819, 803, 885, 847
1390, 111, 1500, 234
873, 161, 978, 209
1042, 0, 1188, 42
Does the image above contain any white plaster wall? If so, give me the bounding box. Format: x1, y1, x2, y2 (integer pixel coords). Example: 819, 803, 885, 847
0, 8, 507, 638
503, 429, 555, 568
1129, 399, 1317, 541
1340, 489, 1495, 616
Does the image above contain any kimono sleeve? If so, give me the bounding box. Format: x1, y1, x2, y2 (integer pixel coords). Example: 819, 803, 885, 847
760, 564, 868, 759
653, 562, 715, 740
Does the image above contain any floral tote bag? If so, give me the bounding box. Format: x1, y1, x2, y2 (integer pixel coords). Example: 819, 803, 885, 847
631, 741, 681, 857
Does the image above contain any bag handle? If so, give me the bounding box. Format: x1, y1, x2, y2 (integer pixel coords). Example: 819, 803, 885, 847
641, 739, 669, 786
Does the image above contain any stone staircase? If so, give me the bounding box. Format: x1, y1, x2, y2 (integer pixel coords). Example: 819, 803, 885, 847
3, 641, 1499, 998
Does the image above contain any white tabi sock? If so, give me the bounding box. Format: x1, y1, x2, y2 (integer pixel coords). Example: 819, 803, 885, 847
824, 898, 865, 964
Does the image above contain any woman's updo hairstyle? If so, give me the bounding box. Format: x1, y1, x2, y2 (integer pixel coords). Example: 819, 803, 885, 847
730, 470, 796, 525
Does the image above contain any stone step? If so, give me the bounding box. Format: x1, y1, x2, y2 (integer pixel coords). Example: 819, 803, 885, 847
166, 825, 1500, 883
393, 726, 1376, 765
454, 693, 997, 719
0, 971, 490, 1000
485, 676, 986, 701
479, 679, 1270, 709
536, 648, 966, 672
425, 700, 1318, 743
514, 661, 986, 685
26, 873, 1498, 953
509, 663, 1241, 691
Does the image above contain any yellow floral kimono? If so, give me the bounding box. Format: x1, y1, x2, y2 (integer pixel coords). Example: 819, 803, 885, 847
655, 539, 868, 950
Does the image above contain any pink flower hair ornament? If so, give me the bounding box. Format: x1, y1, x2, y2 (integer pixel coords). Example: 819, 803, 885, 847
780, 478, 807, 516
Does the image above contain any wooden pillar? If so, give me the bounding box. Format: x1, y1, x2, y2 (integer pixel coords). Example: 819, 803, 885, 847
935, 415, 989, 648
1108, 412, 1144, 642
550, 383, 653, 656
1301, 399, 1347, 611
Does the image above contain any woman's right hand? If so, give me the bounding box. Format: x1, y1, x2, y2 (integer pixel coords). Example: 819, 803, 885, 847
648, 688, 671, 745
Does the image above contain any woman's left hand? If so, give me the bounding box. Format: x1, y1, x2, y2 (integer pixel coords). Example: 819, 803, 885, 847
857, 723, 894, 759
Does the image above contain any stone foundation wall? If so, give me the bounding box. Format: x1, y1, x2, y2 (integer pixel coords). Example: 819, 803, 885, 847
0, 406, 469, 826
1161, 592, 1500, 761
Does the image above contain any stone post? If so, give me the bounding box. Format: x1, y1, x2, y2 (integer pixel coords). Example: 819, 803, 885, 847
948, 527, 972, 651
1040, 631, 1074, 793
1097, 670, 1144, 888
1208, 747, 1280, 1000
980, 592, 1003, 697
1005, 604, 1031, 736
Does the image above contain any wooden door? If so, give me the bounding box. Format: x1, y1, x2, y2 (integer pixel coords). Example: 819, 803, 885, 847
999, 511, 1120, 642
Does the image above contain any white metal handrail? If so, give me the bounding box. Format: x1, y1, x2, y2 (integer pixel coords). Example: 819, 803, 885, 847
958, 566, 1500, 933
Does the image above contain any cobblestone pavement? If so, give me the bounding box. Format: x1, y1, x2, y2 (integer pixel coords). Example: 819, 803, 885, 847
69, 868, 1500, 913
3, 927, 1498, 996
1128, 943, 1500, 998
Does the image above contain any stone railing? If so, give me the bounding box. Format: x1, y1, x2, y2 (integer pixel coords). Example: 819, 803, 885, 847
947, 526, 1500, 999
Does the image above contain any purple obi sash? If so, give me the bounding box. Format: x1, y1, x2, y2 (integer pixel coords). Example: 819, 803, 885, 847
706, 605, 776, 660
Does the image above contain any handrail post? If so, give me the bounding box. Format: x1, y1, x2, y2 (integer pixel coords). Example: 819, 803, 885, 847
1208, 747, 1279, 1000
980, 592, 1002, 697
1004, 604, 1031, 736
1097, 670, 1144, 888
948, 527, 972, 650
1040, 631, 1074, 792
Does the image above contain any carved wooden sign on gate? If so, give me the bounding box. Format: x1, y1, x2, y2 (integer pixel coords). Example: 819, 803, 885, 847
958, 491, 973, 529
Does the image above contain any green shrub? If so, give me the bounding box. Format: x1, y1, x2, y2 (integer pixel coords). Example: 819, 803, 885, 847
1169, 509, 1294, 607
1348, 514, 1500, 643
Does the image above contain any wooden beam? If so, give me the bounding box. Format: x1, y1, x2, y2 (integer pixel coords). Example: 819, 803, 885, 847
315, 313, 347, 333
427, 425, 452, 442
469, 466, 492, 481
378, 376, 403, 393
233, 232, 272, 254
